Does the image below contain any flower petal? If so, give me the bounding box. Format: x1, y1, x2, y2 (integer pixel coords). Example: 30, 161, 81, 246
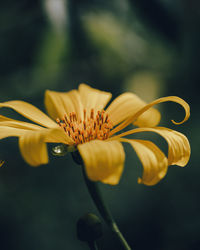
0, 101, 56, 128
0, 115, 13, 122
0, 115, 43, 130
110, 96, 190, 136
78, 83, 112, 114
147, 127, 190, 166
77, 140, 125, 185
45, 89, 84, 120
112, 127, 190, 167
18, 127, 73, 167
19, 130, 48, 167
0, 126, 29, 139
106, 93, 160, 126
0, 117, 73, 145
44, 128, 74, 145
120, 138, 168, 185
0, 160, 4, 167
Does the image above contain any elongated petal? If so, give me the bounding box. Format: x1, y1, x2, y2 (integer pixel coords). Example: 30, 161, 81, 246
110, 96, 190, 136
0, 120, 73, 144
120, 138, 168, 185
78, 83, 112, 114
0, 101, 56, 128
0, 115, 43, 130
77, 140, 125, 185
0, 115, 13, 122
106, 93, 160, 126
0, 126, 29, 139
45, 89, 84, 120
112, 127, 190, 167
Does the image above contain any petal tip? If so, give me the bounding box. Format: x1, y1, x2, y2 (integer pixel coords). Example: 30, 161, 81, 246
0, 160, 5, 167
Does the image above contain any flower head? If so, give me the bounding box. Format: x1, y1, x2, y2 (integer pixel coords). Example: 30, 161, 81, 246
0, 84, 190, 185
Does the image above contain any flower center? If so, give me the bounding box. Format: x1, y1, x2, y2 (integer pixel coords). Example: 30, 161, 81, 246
56, 109, 113, 145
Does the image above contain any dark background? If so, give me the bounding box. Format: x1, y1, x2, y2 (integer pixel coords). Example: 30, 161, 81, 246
0, 1, 199, 250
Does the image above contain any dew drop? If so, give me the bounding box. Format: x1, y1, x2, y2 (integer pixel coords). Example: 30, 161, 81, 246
52, 144, 67, 156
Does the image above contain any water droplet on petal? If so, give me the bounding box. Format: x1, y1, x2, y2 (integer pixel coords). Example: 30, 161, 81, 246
52, 144, 77, 156
52, 144, 68, 156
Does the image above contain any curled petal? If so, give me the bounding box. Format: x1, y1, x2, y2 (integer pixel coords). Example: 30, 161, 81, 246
148, 127, 190, 166
106, 93, 160, 127
120, 138, 168, 186
110, 96, 190, 136
77, 140, 125, 185
19, 131, 48, 167
112, 127, 190, 167
100, 164, 124, 185
0, 101, 56, 128
45, 89, 84, 120
79, 83, 112, 114
18, 128, 73, 167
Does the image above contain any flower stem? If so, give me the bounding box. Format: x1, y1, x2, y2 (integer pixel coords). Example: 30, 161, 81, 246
88, 241, 98, 250
82, 167, 132, 250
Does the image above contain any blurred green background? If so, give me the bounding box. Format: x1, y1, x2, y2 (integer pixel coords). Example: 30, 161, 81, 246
0, 0, 199, 249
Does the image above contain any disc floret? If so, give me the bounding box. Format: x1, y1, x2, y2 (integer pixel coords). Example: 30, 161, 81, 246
56, 109, 113, 145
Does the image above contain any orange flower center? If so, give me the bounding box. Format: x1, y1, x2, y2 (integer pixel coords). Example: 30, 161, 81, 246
56, 109, 113, 145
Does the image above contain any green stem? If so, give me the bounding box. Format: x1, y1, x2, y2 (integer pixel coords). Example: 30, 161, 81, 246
88, 241, 98, 250
82, 167, 132, 250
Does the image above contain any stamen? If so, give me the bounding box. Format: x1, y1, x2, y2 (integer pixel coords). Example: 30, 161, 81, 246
70, 113, 73, 122
56, 109, 113, 145
101, 110, 105, 122
64, 114, 69, 125
56, 118, 61, 126
84, 109, 86, 120
83, 120, 86, 130
105, 114, 108, 123
91, 109, 94, 119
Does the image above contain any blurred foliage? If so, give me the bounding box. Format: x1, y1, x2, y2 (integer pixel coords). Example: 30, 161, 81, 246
0, 0, 199, 250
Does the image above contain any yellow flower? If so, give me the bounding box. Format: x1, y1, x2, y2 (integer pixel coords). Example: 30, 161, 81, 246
0, 84, 190, 185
